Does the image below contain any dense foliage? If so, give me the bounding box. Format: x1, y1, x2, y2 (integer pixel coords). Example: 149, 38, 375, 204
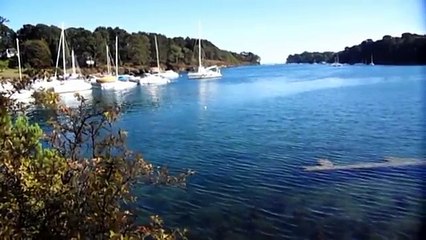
0, 20, 260, 70
0, 80, 192, 239
286, 33, 426, 65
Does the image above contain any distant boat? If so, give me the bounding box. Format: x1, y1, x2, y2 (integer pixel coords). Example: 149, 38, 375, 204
1, 38, 34, 103
369, 54, 375, 66
188, 22, 222, 79
151, 35, 179, 80
32, 24, 92, 93
93, 36, 137, 90
331, 54, 342, 67
126, 35, 171, 85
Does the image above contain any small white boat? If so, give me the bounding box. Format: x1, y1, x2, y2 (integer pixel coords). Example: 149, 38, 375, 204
91, 36, 137, 91
53, 79, 92, 93
32, 78, 61, 91
369, 54, 375, 66
33, 25, 92, 93
1, 39, 35, 103
150, 36, 179, 80
188, 65, 222, 79
141, 75, 170, 85
157, 70, 179, 80
188, 22, 222, 80
32, 76, 92, 93
92, 80, 137, 90
331, 54, 342, 67
136, 74, 170, 85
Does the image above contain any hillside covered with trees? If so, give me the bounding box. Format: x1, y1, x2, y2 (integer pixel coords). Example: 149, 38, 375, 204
286, 33, 426, 65
0, 18, 260, 71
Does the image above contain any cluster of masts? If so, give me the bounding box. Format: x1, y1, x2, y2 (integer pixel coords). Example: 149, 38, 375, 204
2, 23, 224, 102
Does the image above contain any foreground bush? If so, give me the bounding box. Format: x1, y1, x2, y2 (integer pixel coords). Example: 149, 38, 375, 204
0, 85, 191, 239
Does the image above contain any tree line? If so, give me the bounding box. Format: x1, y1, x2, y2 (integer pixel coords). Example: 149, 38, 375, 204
0, 19, 260, 70
286, 33, 426, 65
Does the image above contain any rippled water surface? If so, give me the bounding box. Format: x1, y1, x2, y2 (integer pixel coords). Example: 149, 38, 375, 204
68, 65, 425, 239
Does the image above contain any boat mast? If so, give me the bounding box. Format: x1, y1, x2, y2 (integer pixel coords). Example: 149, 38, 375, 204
71, 49, 76, 75
115, 35, 118, 78
54, 32, 62, 78
61, 23, 66, 78
16, 38, 22, 81
198, 22, 202, 69
106, 44, 111, 75
155, 35, 160, 71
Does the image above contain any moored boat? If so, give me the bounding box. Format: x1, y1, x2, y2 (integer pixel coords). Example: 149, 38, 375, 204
188, 23, 222, 80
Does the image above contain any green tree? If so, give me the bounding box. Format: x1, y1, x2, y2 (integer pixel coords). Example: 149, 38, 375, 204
0, 16, 15, 51
10, 18, 262, 69
22, 39, 52, 68
168, 44, 184, 64
126, 34, 151, 66
93, 27, 109, 67
149, 34, 169, 66
182, 47, 193, 65
66, 27, 96, 67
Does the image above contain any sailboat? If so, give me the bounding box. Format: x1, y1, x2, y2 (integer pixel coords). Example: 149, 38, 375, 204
129, 35, 171, 85
3, 38, 35, 103
369, 54, 375, 66
32, 24, 92, 93
330, 54, 342, 67
187, 23, 222, 79
92, 36, 137, 90
95, 43, 116, 83
150, 35, 179, 80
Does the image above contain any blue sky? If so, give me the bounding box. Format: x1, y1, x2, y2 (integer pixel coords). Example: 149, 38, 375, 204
1, 0, 424, 63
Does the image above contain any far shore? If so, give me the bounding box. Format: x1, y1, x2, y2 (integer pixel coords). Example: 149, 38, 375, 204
0, 61, 259, 80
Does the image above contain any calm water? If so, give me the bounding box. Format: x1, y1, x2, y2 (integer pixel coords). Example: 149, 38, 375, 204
65, 65, 425, 239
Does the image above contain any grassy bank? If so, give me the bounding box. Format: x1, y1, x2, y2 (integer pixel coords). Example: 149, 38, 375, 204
0, 68, 24, 79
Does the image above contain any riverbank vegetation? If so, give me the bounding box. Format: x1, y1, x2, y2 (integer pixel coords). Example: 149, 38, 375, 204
286, 33, 426, 65
0, 17, 260, 74
0, 79, 192, 239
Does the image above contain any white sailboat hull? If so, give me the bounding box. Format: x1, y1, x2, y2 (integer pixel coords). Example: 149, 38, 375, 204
330, 63, 342, 67
53, 79, 92, 93
158, 70, 179, 80
32, 79, 62, 91
130, 74, 170, 85
92, 80, 137, 91
188, 71, 222, 79
1, 84, 33, 103
188, 66, 222, 79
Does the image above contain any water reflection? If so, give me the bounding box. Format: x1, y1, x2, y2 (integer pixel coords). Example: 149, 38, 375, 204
143, 85, 163, 105
59, 90, 93, 108
197, 80, 218, 109
92, 88, 132, 107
